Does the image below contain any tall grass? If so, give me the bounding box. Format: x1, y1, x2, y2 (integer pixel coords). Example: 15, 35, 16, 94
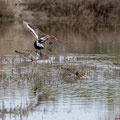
27, 0, 120, 20
20, 0, 120, 30
0, 1, 13, 22
1, 0, 120, 29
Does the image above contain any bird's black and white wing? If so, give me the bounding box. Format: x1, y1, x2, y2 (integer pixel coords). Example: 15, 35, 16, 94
23, 21, 46, 40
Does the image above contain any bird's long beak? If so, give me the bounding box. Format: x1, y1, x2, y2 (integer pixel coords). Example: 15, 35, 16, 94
54, 37, 58, 40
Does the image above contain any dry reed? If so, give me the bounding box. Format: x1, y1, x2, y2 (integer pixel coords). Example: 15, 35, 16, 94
0, 1, 13, 22
26, 0, 120, 22
1, 0, 120, 29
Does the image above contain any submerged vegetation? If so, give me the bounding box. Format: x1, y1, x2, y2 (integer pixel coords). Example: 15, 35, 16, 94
0, 54, 120, 118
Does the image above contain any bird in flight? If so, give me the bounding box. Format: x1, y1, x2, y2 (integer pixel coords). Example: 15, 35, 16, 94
23, 21, 57, 56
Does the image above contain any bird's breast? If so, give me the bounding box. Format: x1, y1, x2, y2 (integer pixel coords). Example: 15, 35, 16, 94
34, 41, 44, 49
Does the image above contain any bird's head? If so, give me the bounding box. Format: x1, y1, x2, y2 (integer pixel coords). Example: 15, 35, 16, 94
75, 69, 84, 77
49, 35, 58, 40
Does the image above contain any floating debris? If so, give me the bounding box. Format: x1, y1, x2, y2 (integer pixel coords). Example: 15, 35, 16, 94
15, 50, 49, 61
113, 62, 120, 66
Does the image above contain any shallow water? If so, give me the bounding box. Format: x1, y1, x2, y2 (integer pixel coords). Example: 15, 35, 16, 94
0, 22, 120, 120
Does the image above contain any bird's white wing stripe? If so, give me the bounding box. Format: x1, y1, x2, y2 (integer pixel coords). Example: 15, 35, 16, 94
40, 37, 47, 40
27, 24, 38, 40
36, 41, 44, 48
40, 36, 49, 43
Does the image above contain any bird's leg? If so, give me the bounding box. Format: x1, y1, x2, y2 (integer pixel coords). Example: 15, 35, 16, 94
35, 50, 40, 57
35, 50, 38, 53
30, 49, 33, 53
35, 50, 38, 55
39, 50, 43, 57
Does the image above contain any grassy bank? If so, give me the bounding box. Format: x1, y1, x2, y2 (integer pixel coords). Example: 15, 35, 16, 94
20, 0, 120, 30
28, 0, 120, 19
1, 0, 120, 30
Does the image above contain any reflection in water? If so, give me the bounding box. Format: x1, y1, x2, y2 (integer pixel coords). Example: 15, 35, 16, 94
0, 22, 120, 55
0, 22, 120, 120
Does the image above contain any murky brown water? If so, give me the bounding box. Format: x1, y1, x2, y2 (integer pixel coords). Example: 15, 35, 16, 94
0, 21, 120, 120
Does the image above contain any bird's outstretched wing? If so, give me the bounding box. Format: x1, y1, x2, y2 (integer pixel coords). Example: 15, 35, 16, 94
23, 21, 46, 40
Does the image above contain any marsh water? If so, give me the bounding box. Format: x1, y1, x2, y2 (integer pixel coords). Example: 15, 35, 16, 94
0, 22, 120, 120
